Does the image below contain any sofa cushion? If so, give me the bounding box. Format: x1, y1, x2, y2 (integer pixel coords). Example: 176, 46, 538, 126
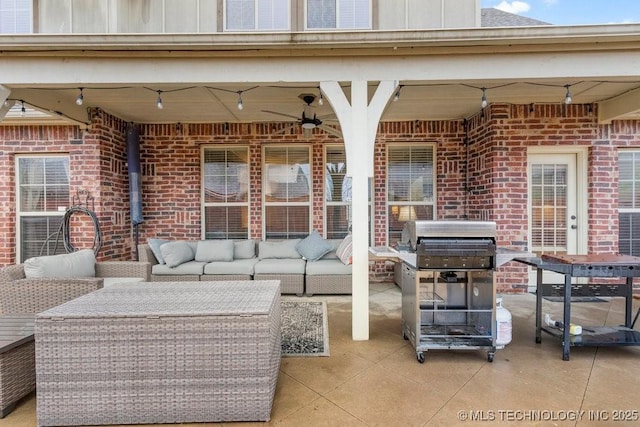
148, 238, 170, 264
160, 241, 195, 268
24, 249, 96, 278
296, 230, 333, 262
254, 258, 306, 274
305, 259, 352, 275
320, 239, 342, 260
152, 261, 206, 275
195, 240, 234, 262
258, 240, 301, 260
203, 258, 259, 275
336, 234, 353, 265
234, 240, 256, 259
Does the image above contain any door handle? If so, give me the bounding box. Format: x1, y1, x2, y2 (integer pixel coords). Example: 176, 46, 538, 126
571, 225, 577, 229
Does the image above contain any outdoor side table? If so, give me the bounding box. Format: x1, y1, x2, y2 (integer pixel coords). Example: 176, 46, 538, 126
0, 315, 36, 418
36, 280, 281, 426
515, 254, 640, 361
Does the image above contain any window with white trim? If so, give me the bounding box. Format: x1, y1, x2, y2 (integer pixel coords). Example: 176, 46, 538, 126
16, 155, 69, 262
0, 0, 32, 33
325, 145, 372, 239
263, 145, 311, 239
387, 144, 435, 245
618, 150, 640, 255
202, 147, 250, 239
225, 0, 290, 31
307, 0, 371, 29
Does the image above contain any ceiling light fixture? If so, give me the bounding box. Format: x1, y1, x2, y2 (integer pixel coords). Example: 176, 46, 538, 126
564, 84, 572, 105
237, 91, 244, 110
75, 88, 84, 106
481, 87, 488, 109
156, 90, 164, 109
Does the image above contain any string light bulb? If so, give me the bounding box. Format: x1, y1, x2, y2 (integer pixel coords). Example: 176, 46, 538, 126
564, 84, 572, 105
393, 86, 402, 102
237, 91, 244, 110
75, 88, 84, 106
156, 90, 163, 109
481, 87, 488, 109
20, 100, 26, 116
318, 89, 324, 106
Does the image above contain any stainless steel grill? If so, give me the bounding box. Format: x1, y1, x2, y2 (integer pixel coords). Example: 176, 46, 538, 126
398, 220, 500, 363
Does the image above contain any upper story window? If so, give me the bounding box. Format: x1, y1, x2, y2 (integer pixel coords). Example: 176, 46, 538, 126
226, 0, 290, 31
307, 0, 371, 30
0, 0, 32, 33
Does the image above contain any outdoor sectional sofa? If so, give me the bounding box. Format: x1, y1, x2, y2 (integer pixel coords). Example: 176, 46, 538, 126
138, 232, 352, 296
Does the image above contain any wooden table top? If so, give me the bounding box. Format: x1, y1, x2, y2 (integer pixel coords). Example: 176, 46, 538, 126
0, 315, 35, 354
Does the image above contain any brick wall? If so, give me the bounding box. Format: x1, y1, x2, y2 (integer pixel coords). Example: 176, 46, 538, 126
3, 106, 640, 292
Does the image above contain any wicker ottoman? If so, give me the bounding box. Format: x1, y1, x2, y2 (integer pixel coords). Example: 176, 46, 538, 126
0, 315, 35, 418
36, 281, 281, 426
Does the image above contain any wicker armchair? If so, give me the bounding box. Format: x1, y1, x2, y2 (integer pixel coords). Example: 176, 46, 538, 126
0, 261, 150, 315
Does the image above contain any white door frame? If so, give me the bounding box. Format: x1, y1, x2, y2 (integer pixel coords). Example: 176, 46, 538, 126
527, 147, 589, 289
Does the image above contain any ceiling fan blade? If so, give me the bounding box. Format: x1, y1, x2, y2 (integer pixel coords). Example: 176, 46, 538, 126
318, 124, 342, 138
271, 124, 297, 135
262, 110, 300, 120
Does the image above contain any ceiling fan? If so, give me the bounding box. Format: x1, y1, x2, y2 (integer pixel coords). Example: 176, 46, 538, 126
262, 94, 342, 138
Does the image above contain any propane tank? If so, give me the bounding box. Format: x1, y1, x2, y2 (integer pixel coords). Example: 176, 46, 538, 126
495, 297, 512, 347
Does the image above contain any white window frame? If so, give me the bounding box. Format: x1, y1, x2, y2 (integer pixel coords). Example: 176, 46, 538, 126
386, 143, 436, 246
224, 0, 291, 31
262, 144, 312, 240
201, 145, 251, 239
0, 0, 32, 34
305, 0, 372, 30
15, 154, 70, 262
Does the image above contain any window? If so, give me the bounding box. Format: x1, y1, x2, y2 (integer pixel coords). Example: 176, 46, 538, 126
325, 145, 372, 239
0, 0, 31, 33
16, 155, 69, 262
202, 147, 250, 239
387, 145, 435, 245
263, 146, 310, 239
618, 151, 640, 255
307, 0, 370, 29
225, 0, 289, 31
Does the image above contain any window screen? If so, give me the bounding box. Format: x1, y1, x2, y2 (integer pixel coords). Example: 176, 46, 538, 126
387, 145, 435, 245
0, 0, 31, 33
307, 0, 370, 29
618, 151, 640, 255
202, 147, 250, 239
17, 156, 69, 262
264, 146, 311, 239
226, 0, 289, 30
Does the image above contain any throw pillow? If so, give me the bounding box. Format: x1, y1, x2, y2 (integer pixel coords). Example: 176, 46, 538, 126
160, 241, 195, 268
234, 240, 256, 259
24, 249, 96, 278
195, 240, 234, 262
295, 230, 333, 262
258, 239, 302, 260
336, 234, 353, 265
148, 238, 170, 264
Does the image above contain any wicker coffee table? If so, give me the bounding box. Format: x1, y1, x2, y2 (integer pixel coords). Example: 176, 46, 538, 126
36, 280, 281, 426
0, 315, 35, 418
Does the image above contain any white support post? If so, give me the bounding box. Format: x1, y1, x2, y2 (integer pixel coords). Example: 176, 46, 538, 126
321, 80, 398, 341
0, 85, 13, 121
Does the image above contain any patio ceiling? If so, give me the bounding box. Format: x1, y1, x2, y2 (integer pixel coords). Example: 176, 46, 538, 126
2, 25, 640, 128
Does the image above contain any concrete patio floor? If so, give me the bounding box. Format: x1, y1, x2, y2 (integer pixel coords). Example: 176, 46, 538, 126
2, 282, 639, 426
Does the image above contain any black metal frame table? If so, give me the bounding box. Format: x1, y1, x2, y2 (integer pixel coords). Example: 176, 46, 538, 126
515, 254, 640, 361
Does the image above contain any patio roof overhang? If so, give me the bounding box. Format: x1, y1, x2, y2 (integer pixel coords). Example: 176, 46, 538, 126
1, 23, 640, 128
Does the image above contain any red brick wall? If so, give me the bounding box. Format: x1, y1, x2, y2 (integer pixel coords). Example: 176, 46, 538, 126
3, 106, 640, 291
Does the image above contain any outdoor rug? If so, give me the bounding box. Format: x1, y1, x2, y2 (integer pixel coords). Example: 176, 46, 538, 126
281, 300, 330, 357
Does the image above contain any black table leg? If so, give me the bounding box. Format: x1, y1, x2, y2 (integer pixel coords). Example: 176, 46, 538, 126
562, 273, 572, 361
625, 277, 633, 327
535, 268, 542, 344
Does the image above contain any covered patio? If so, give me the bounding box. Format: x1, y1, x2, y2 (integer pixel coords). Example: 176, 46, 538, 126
3, 24, 640, 342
